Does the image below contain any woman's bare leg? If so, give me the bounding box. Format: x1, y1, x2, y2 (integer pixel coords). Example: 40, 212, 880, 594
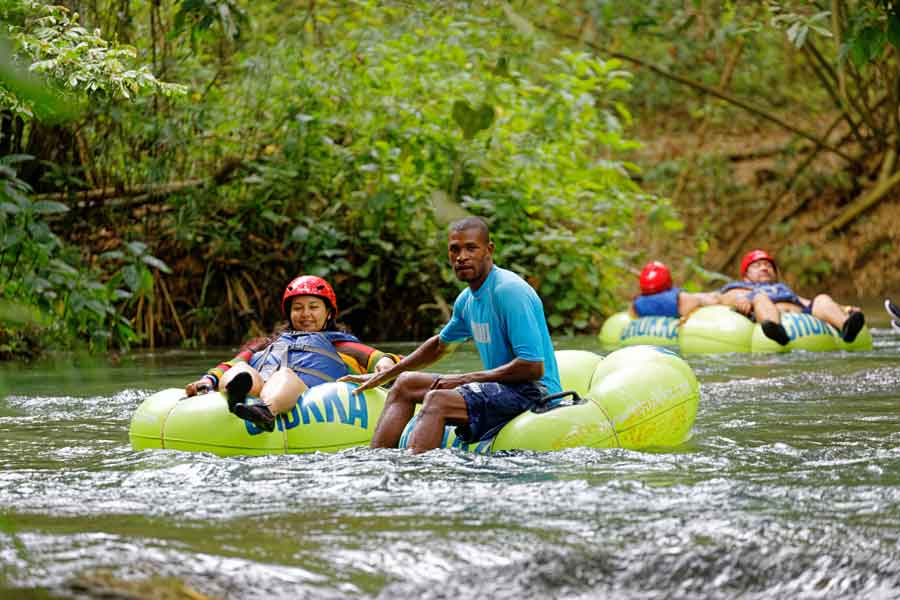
218, 362, 264, 397
260, 368, 308, 414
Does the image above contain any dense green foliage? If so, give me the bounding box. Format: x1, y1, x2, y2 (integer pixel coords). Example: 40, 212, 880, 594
1, 1, 897, 356
192, 6, 662, 336
0, 155, 176, 356
1, 1, 183, 117
0, 0, 177, 357
3, 1, 674, 351
543, 1, 900, 284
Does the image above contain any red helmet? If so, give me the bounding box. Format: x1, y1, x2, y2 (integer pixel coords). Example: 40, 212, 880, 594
639, 261, 673, 295
740, 249, 777, 277
282, 275, 338, 317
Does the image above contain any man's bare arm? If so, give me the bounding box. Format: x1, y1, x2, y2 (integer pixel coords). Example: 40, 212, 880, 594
432, 357, 544, 390
339, 334, 452, 392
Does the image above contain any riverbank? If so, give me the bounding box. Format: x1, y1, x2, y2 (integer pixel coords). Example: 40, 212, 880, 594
631, 113, 900, 302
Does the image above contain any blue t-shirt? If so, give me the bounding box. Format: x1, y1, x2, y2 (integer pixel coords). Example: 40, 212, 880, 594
439, 266, 562, 395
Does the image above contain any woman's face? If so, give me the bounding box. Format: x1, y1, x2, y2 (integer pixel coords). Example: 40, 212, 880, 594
289, 295, 330, 331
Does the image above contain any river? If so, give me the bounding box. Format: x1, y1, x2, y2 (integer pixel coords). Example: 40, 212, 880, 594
1, 325, 899, 599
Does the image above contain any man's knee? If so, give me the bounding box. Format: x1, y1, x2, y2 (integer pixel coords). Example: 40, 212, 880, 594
421, 390, 468, 422
384, 372, 418, 404
752, 293, 774, 307
421, 390, 448, 415
423, 389, 467, 414
813, 293, 835, 305
385, 372, 435, 406
393, 371, 419, 391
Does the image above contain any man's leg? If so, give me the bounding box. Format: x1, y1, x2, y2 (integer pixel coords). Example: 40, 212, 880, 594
371, 372, 437, 448
408, 389, 469, 454
677, 293, 701, 317
887, 299, 900, 332
752, 294, 780, 323
810, 293, 865, 341
887, 298, 900, 320
809, 293, 850, 328
754, 295, 791, 346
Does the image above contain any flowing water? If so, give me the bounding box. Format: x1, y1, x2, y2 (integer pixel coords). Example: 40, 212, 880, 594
1, 325, 899, 599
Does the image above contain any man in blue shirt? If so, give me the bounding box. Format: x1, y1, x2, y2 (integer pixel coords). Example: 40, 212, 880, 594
341, 217, 561, 453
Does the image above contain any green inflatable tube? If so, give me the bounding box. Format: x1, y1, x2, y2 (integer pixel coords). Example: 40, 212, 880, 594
129, 382, 387, 456
598, 311, 679, 348
678, 305, 873, 354
601, 306, 873, 354
397, 346, 700, 454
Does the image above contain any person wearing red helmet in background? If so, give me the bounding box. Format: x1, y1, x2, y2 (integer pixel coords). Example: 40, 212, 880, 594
719, 249, 865, 346
631, 261, 721, 318
184, 275, 401, 431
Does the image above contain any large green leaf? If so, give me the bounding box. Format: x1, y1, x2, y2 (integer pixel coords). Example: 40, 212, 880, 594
122, 265, 141, 292
31, 200, 69, 214
452, 100, 495, 139
141, 254, 173, 274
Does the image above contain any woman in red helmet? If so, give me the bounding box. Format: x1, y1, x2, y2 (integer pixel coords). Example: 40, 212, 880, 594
719, 249, 865, 345
184, 275, 400, 431
631, 261, 720, 318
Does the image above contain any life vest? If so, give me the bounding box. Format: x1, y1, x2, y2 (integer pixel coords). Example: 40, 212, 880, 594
249, 331, 360, 387
719, 281, 802, 306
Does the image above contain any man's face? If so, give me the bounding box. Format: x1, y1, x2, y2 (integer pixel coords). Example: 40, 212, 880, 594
745, 259, 777, 283
448, 228, 494, 286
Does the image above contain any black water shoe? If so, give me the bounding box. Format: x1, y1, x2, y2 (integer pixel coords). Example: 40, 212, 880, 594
841, 311, 865, 343
225, 372, 252, 414
761, 320, 790, 346
233, 403, 276, 432
886, 298, 900, 320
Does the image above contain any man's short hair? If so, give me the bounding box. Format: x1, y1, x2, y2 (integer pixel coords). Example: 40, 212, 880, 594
449, 216, 490, 243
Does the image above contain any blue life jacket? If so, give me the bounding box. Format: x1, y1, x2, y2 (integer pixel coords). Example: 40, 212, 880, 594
249, 330, 360, 387
719, 281, 802, 306
633, 288, 682, 318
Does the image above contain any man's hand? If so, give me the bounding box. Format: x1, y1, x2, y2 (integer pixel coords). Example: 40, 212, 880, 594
338, 372, 381, 394
734, 296, 753, 315
429, 374, 469, 390
374, 356, 395, 373
185, 378, 213, 397
240, 336, 272, 354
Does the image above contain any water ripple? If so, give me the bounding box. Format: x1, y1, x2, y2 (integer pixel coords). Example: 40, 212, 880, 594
1, 342, 899, 598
